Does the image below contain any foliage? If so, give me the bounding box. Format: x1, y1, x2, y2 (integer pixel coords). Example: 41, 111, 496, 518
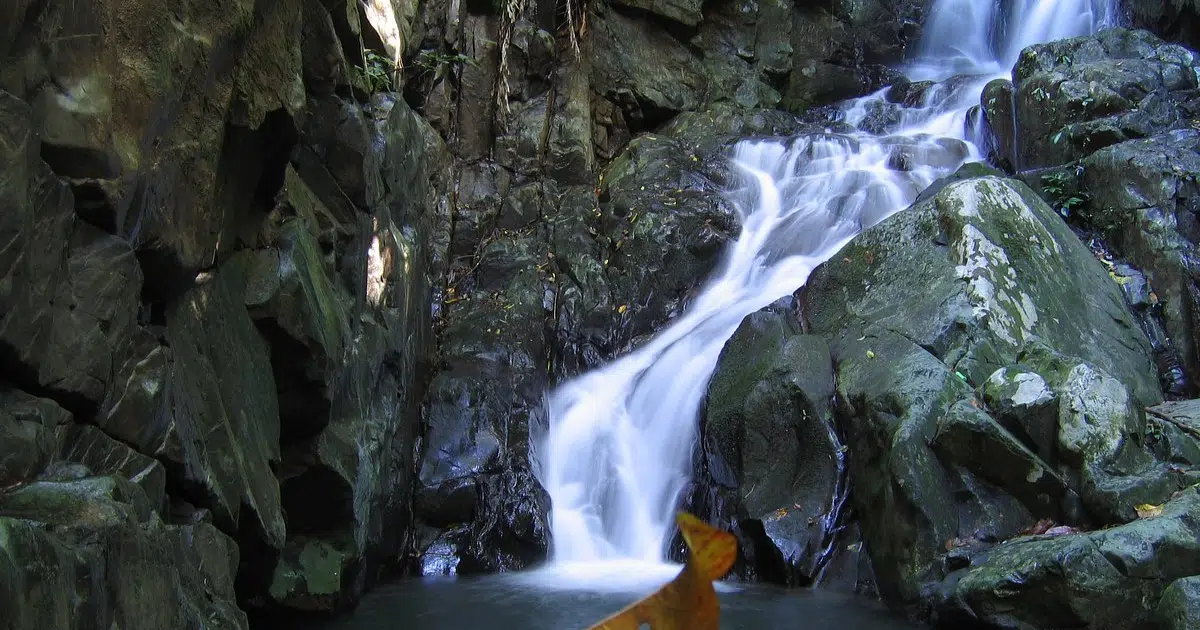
584, 512, 736, 630
414, 49, 475, 84
352, 48, 397, 95
1040, 168, 1089, 218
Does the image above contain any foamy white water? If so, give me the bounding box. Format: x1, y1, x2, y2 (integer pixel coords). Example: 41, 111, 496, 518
527, 0, 1118, 590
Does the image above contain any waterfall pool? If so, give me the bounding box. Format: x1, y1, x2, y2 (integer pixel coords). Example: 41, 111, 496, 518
306, 574, 922, 630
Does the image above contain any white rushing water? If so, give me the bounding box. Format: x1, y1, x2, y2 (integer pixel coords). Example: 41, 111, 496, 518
529, 0, 1118, 589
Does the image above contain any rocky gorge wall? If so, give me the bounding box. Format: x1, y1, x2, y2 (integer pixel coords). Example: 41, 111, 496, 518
3, 0, 1200, 628
0, 0, 932, 624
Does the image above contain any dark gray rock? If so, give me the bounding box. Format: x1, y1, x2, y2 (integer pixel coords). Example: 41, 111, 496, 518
1158, 575, 1200, 630
590, 5, 707, 131
0, 90, 142, 414
781, 0, 926, 113
58, 424, 167, 516
612, 0, 704, 26
0, 388, 69, 488
703, 308, 846, 585
933, 486, 1200, 630
0, 477, 247, 630
163, 254, 286, 547
1148, 400, 1200, 467
801, 173, 1163, 602
1080, 130, 1200, 388
988, 27, 1200, 170
1126, 0, 1200, 49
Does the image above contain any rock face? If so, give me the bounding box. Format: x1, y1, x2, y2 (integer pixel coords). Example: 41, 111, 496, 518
702, 171, 1196, 612
934, 486, 1200, 630
0, 0, 941, 619
1, 0, 437, 620
7, 0, 1199, 626
983, 27, 1200, 394
696, 302, 857, 587
1126, 0, 1200, 49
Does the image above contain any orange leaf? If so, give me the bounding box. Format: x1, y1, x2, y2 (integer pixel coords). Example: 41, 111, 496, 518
584, 513, 737, 630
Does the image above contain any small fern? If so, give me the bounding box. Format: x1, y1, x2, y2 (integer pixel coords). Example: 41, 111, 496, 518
353, 49, 397, 95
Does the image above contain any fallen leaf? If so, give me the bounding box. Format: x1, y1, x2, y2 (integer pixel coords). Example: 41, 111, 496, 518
584, 512, 736, 630
1135, 503, 1164, 519
866, 350, 876, 359
1020, 518, 1055, 536
617, 304, 628, 314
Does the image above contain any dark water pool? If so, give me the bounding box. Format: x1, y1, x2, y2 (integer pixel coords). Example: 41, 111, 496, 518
307, 571, 922, 630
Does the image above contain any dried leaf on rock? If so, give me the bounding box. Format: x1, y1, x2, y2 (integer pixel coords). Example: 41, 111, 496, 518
1135, 503, 1164, 519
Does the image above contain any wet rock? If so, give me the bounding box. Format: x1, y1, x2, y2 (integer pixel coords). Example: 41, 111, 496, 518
0, 91, 142, 415
0, 477, 247, 630
1158, 575, 1200, 630
932, 400, 1078, 519
992, 27, 1200, 169
1, 0, 306, 296
801, 173, 1163, 602
162, 255, 285, 548
268, 536, 356, 612
933, 486, 1200, 630
58, 424, 167, 515
590, 5, 707, 131
704, 309, 846, 585
247, 96, 436, 612
1147, 399, 1200, 466
1126, 0, 1200, 49
612, 0, 704, 26
457, 466, 552, 573
781, 0, 925, 113
1080, 130, 1200, 388
0, 388, 69, 488
695, 0, 792, 110
981, 368, 1057, 461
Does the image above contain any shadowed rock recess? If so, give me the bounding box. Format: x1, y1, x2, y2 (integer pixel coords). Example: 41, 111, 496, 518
2, 0, 1200, 628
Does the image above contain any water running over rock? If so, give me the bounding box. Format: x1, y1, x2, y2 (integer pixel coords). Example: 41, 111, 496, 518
532, 0, 1119, 587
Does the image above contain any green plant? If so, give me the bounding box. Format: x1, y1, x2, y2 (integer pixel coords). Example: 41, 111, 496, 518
414, 48, 475, 83
1040, 168, 1089, 218
353, 48, 397, 95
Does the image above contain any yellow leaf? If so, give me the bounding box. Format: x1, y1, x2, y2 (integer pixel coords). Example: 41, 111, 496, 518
1135, 503, 1163, 519
617, 304, 628, 314
584, 513, 736, 630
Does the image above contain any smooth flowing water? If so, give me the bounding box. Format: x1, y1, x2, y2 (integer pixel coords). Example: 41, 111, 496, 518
533, 0, 1119, 586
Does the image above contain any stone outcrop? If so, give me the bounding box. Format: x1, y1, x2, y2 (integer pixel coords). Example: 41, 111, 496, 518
705, 169, 1200, 618
983, 27, 1200, 393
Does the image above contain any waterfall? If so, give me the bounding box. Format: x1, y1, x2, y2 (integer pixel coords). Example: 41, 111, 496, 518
532, 0, 1119, 584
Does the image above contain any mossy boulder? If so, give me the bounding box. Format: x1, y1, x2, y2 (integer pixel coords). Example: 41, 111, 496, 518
934, 486, 1200, 630
801, 173, 1164, 602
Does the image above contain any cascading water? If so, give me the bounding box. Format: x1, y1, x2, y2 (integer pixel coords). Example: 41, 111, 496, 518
532, 0, 1118, 586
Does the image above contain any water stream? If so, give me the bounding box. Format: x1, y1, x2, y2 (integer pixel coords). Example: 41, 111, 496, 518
532, 0, 1119, 587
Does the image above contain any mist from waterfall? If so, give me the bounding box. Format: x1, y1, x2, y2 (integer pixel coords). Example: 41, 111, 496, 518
530, 0, 1119, 588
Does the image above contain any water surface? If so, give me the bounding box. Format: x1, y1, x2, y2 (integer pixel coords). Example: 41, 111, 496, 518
314, 575, 922, 630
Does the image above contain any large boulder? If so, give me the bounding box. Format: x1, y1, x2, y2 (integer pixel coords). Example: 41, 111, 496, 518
983, 28, 1200, 170
800, 173, 1172, 603
590, 4, 707, 132
241, 95, 438, 611
0, 0, 305, 296
1158, 575, 1200, 630
700, 304, 849, 586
